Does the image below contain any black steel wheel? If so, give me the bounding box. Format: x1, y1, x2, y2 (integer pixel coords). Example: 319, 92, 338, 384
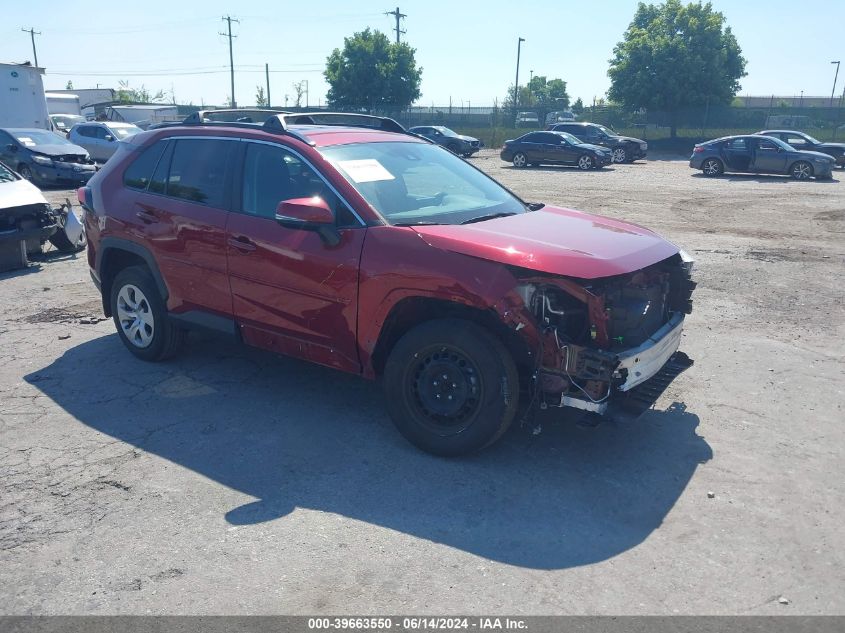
383, 319, 519, 456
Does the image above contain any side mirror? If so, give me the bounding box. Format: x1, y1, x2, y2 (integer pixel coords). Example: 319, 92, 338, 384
275, 197, 340, 246
104, 135, 114, 141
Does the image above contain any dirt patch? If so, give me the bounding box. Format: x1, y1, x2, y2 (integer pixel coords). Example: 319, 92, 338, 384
21, 301, 108, 325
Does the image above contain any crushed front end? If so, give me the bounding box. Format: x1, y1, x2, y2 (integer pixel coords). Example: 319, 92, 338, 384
514, 251, 696, 416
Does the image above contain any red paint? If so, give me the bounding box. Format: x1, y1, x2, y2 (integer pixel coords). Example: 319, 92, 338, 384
85, 123, 683, 379
412, 206, 678, 279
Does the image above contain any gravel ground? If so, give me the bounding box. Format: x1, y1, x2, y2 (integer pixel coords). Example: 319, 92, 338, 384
1, 154, 843, 615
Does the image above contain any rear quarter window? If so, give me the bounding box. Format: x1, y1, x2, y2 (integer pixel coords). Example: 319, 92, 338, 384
123, 140, 168, 191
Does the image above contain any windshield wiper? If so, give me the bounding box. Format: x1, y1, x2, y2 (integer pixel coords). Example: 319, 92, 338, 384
460, 212, 517, 225
393, 221, 445, 227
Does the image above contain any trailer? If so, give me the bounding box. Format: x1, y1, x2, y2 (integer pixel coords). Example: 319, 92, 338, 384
45, 92, 82, 116
0, 62, 50, 129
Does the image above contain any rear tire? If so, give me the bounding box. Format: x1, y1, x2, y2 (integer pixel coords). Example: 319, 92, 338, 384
701, 158, 724, 177
383, 319, 519, 456
110, 266, 185, 362
18, 164, 34, 183
790, 161, 813, 180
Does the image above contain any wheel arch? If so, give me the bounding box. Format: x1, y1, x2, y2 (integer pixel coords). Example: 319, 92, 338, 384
369, 296, 535, 381
98, 238, 168, 317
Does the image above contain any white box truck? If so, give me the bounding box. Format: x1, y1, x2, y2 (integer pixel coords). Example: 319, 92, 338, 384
45, 92, 82, 116
0, 63, 50, 129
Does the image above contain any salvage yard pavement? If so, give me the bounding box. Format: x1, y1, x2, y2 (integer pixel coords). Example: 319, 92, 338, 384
1, 155, 843, 614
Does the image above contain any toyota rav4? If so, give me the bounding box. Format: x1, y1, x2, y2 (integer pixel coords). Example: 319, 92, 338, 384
79, 113, 695, 456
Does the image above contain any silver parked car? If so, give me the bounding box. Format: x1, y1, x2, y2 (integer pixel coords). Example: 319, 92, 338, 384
68, 121, 143, 162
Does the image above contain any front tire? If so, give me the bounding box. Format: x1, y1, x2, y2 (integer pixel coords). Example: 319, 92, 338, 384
790, 161, 813, 180
701, 158, 724, 177
110, 266, 185, 362
383, 319, 519, 456
18, 164, 34, 182
577, 155, 594, 170
611, 147, 627, 163
512, 152, 527, 168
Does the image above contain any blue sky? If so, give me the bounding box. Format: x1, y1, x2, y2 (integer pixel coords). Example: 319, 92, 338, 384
2, 0, 844, 107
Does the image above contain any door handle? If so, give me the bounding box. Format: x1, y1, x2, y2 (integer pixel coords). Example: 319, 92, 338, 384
136, 210, 158, 224
228, 235, 256, 252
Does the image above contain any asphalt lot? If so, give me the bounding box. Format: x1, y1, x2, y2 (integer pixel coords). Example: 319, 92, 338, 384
1, 153, 843, 614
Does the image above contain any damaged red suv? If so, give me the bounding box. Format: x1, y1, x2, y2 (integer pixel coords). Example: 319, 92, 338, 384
79, 113, 695, 456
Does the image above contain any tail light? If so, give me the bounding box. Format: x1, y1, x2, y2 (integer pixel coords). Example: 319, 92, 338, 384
77, 186, 93, 211
693, 146, 704, 153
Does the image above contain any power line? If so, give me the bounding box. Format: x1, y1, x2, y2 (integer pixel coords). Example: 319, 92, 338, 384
220, 15, 239, 108
21, 27, 41, 67
384, 7, 406, 44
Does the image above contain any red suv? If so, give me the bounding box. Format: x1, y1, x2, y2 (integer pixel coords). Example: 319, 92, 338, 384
80, 113, 695, 456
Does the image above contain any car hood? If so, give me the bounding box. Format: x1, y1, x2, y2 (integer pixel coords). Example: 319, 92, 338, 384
30, 144, 88, 157
612, 135, 646, 144
795, 149, 836, 161
818, 142, 845, 151
411, 206, 679, 279
455, 134, 479, 143
577, 143, 610, 153
0, 178, 49, 211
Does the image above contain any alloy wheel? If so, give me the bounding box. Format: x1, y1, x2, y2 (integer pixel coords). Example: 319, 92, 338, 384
703, 159, 722, 176
792, 161, 812, 180
512, 153, 527, 168
612, 148, 626, 163
116, 284, 155, 348
578, 155, 594, 170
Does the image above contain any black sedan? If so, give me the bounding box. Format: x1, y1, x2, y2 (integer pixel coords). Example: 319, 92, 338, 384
757, 130, 845, 168
407, 126, 482, 157
0, 128, 96, 186
690, 135, 834, 180
500, 131, 612, 169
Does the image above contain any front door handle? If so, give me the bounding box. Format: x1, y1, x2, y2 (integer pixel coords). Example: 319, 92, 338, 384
228, 235, 256, 252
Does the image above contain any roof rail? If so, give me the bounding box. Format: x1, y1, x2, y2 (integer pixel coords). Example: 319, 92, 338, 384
264, 112, 407, 134
183, 108, 290, 125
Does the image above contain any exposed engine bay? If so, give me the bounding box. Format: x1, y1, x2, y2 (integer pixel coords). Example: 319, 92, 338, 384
515, 252, 696, 414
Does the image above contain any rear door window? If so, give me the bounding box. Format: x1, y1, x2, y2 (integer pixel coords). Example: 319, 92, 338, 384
123, 140, 168, 191
165, 139, 236, 207
726, 138, 748, 150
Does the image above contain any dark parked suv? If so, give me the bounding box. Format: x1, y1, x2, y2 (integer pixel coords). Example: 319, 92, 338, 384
80, 113, 695, 456
548, 122, 647, 163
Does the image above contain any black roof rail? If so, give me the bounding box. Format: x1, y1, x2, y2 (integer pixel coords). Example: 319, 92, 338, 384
183, 108, 290, 125
265, 112, 407, 134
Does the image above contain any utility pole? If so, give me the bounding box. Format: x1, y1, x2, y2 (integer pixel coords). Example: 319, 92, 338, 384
831, 61, 841, 107
21, 27, 41, 67
220, 16, 239, 108
385, 7, 406, 43
265, 63, 271, 108
514, 37, 525, 115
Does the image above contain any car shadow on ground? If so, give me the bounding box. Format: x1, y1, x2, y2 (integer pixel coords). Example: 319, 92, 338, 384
502, 165, 618, 173
26, 332, 711, 570
691, 172, 840, 184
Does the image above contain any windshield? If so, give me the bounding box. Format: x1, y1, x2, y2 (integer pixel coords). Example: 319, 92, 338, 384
555, 132, 582, 145
800, 133, 821, 144
51, 115, 85, 130
767, 137, 794, 151
596, 125, 615, 136
13, 130, 73, 146
434, 126, 457, 136
108, 125, 142, 139
0, 162, 17, 183
322, 142, 526, 226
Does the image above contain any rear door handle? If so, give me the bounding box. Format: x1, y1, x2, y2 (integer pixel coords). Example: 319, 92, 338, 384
228, 235, 256, 252
136, 210, 158, 224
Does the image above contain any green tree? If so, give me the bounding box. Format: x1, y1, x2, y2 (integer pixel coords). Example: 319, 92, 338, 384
527, 76, 570, 109
572, 98, 584, 114
324, 28, 422, 111
116, 80, 166, 104
608, 0, 746, 136
65, 80, 73, 90
255, 85, 267, 107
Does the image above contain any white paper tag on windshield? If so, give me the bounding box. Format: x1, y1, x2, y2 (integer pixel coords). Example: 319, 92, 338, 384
336, 159, 395, 183
18, 137, 36, 147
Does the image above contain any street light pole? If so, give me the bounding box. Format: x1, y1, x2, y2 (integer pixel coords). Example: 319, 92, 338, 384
514, 37, 525, 117
831, 61, 841, 107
